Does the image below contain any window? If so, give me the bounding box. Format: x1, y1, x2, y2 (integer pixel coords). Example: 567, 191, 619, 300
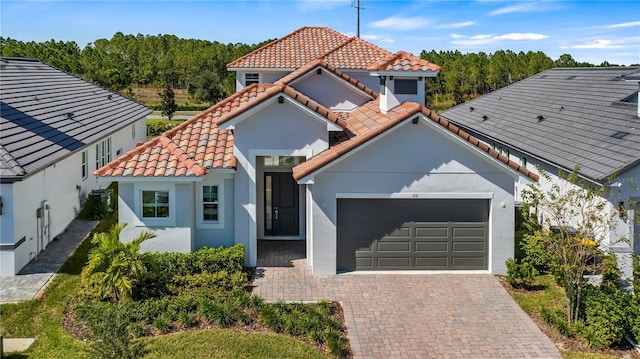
202, 185, 219, 221
520, 156, 527, 167
263, 156, 305, 167
245, 73, 259, 86
395, 79, 418, 95
131, 124, 136, 140
81, 150, 88, 180
95, 138, 111, 169
142, 191, 169, 218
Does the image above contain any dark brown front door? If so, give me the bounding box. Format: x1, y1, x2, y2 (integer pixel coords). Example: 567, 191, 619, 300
265, 172, 299, 236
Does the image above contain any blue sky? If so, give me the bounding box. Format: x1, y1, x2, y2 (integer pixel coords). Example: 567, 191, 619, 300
1, 0, 639, 65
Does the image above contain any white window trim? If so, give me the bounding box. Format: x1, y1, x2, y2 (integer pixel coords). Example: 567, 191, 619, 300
133, 183, 176, 227
81, 149, 88, 181
196, 177, 225, 229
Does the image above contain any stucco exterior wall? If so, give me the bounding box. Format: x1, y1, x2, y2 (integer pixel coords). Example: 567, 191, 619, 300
290, 72, 371, 111
0, 117, 145, 275
307, 119, 517, 275
232, 101, 330, 265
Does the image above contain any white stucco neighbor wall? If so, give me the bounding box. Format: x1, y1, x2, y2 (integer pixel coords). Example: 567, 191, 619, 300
0, 117, 146, 275
232, 101, 331, 266
307, 118, 518, 275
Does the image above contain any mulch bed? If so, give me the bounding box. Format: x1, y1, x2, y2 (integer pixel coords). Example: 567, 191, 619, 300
498, 276, 640, 358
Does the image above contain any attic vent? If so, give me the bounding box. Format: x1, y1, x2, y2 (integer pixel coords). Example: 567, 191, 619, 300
482, 115, 489, 121
566, 75, 577, 80
107, 94, 113, 100
611, 76, 623, 81
537, 115, 545, 122
16, 65, 25, 70
469, 106, 474, 112
539, 75, 547, 79
66, 112, 74, 119
611, 131, 630, 139
316, 68, 322, 75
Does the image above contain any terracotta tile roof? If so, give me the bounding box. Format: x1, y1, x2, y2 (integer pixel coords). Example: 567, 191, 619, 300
368, 51, 441, 73
227, 27, 350, 69
227, 27, 393, 71
321, 37, 393, 70
95, 81, 348, 178
292, 101, 538, 182
275, 59, 378, 99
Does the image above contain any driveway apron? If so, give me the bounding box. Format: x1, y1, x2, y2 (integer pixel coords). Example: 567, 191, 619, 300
253, 253, 561, 359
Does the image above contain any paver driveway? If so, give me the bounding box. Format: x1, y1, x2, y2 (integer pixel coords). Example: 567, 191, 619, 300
253, 241, 561, 359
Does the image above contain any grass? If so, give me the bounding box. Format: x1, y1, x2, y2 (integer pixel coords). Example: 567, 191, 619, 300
128, 86, 205, 107
0, 214, 330, 358
141, 329, 327, 359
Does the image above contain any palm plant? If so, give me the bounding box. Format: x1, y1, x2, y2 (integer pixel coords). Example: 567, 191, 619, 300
81, 223, 156, 301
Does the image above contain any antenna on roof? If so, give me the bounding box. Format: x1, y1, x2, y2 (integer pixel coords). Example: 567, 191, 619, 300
351, 0, 364, 37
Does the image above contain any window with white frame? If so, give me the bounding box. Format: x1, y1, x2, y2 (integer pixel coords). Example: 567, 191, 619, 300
202, 185, 219, 221
95, 138, 111, 170
245, 73, 259, 86
142, 190, 170, 218
131, 124, 136, 140
81, 150, 88, 180
196, 177, 226, 229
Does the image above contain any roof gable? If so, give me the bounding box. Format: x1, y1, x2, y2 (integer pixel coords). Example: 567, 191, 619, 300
368, 51, 441, 75
293, 102, 537, 182
1, 57, 151, 180
440, 67, 640, 183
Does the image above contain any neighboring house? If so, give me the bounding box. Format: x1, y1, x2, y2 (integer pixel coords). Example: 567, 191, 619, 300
0, 58, 151, 275
440, 67, 640, 279
96, 27, 537, 275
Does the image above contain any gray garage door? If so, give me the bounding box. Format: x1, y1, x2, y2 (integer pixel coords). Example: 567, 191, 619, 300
337, 199, 489, 271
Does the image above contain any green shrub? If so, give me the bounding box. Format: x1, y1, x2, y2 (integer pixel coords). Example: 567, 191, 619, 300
632, 252, 640, 293
540, 307, 572, 336
199, 301, 238, 327
505, 258, 538, 289
581, 285, 629, 349
77, 302, 145, 359
628, 295, 640, 342
600, 253, 621, 289
154, 313, 173, 334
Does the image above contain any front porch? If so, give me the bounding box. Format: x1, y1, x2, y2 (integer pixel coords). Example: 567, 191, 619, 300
256, 240, 306, 267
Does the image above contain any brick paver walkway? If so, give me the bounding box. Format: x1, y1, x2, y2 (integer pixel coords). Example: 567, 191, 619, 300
0, 219, 98, 303
254, 240, 562, 359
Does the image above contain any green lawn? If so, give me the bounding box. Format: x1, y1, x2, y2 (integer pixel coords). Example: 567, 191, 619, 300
0, 216, 328, 359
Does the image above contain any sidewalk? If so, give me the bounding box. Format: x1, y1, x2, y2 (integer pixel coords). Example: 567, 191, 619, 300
0, 219, 98, 303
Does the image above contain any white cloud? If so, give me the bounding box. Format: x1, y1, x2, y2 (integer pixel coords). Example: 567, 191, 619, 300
490, 3, 538, 15
572, 39, 623, 49
371, 16, 431, 31
606, 21, 640, 29
452, 32, 548, 46
438, 21, 476, 29
450, 33, 464, 39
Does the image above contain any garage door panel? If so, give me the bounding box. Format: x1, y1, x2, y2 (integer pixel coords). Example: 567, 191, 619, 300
337, 199, 489, 271
415, 257, 449, 267
415, 241, 449, 252
452, 241, 486, 252
377, 241, 411, 251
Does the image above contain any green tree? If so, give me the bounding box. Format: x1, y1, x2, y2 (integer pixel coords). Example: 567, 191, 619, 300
158, 85, 178, 120
81, 223, 156, 301
521, 167, 623, 323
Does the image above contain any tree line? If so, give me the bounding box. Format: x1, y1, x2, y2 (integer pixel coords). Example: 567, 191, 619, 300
1, 33, 634, 107
0, 33, 271, 105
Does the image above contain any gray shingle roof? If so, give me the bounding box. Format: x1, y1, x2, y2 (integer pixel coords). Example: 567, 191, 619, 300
440, 67, 640, 183
0, 58, 151, 182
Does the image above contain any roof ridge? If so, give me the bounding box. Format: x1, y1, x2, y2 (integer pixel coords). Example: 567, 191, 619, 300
227, 27, 346, 68
159, 136, 207, 176
275, 59, 378, 99
281, 84, 347, 128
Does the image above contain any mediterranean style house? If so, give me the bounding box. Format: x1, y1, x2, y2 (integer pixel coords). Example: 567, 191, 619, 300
0, 57, 151, 275
440, 67, 640, 280
96, 27, 537, 275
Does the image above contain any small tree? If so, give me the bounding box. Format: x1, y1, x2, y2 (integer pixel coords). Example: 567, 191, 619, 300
158, 85, 177, 120
81, 223, 156, 301
521, 166, 622, 323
